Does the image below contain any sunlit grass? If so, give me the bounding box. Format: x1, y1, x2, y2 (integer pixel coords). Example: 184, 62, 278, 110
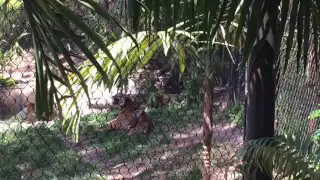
0, 101, 203, 179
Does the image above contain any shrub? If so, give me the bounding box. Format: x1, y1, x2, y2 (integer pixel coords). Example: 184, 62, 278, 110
0, 75, 18, 87
227, 102, 244, 127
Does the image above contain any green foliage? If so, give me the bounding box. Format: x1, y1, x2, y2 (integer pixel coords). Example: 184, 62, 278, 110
0, 0, 26, 56
0, 127, 97, 179
183, 78, 203, 107
21, 0, 138, 142
311, 129, 320, 144
0, 75, 18, 87
58, 27, 197, 141
308, 106, 320, 144
0, 0, 23, 10
0, 36, 26, 67
237, 133, 320, 179
308, 105, 320, 120
142, 79, 162, 108
185, 168, 202, 180
0, 101, 203, 179
78, 101, 202, 163
227, 102, 244, 127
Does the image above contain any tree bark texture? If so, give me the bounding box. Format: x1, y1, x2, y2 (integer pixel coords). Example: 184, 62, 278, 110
202, 55, 213, 180
245, 41, 275, 180
244, 1, 279, 179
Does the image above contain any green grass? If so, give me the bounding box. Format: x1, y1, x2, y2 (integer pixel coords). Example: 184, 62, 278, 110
0, 101, 203, 179
0, 127, 98, 180
185, 168, 202, 180
78, 102, 203, 162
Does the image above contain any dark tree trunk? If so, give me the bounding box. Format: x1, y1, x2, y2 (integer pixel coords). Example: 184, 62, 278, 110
244, 1, 279, 179
245, 42, 275, 180
202, 54, 213, 180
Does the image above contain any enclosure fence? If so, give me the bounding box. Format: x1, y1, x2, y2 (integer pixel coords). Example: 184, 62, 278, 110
0, 1, 319, 180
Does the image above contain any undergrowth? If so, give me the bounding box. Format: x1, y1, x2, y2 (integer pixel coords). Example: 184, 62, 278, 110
225, 101, 245, 127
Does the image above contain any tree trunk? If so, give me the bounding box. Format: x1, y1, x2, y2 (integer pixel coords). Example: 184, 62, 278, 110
202, 54, 213, 180
245, 42, 275, 180
244, 2, 279, 180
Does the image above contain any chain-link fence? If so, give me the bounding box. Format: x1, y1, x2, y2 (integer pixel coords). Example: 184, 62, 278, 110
0, 1, 319, 180
276, 41, 320, 136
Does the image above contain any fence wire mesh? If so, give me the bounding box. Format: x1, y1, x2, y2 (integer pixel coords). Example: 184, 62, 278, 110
276, 40, 320, 136
0, 1, 319, 180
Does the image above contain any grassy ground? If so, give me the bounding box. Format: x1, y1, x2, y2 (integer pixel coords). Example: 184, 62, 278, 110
0, 127, 102, 180
78, 102, 204, 179
0, 101, 205, 179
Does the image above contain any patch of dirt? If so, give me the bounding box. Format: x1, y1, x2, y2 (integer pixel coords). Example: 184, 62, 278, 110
0, 50, 36, 119
0, 49, 35, 81
60, 120, 244, 180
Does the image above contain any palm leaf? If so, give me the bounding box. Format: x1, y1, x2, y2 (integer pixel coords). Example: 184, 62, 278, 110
54, 26, 198, 139
238, 134, 320, 179
22, 0, 139, 142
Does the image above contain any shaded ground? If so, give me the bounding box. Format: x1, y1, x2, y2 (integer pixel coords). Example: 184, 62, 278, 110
0, 101, 243, 180
0, 49, 244, 180
0, 100, 242, 180
0, 50, 36, 119
69, 122, 243, 180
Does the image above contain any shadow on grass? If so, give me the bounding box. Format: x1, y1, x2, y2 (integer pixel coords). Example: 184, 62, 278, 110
77, 102, 203, 170
0, 102, 204, 179
0, 127, 102, 180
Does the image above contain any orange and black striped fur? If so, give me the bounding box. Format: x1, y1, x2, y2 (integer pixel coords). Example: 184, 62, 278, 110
24, 102, 58, 124
25, 102, 36, 124
106, 94, 154, 137
127, 109, 154, 137
106, 94, 139, 132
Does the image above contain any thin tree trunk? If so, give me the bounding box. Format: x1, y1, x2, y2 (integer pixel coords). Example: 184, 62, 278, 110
202, 54, 213, 180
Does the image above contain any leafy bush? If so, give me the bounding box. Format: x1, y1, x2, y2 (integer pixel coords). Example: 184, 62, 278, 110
143, 79, 162, 108
0, 40, 25, 67
0, 75, 18, 87
308, 105, 320, 120
227, 102, 244, 126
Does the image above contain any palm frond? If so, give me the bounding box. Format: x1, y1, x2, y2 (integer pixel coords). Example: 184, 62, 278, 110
237, 134, 320, 179
55, 26, 199, 139
22, 0, 138, 142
